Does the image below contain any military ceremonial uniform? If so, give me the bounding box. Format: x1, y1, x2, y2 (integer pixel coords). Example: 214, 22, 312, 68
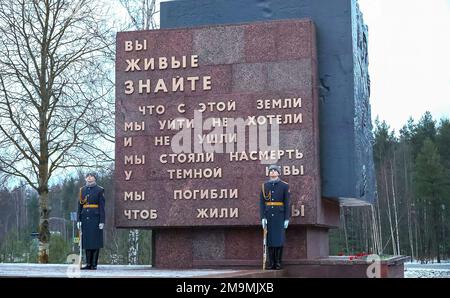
260, 178, 290, 269
78, 183, 105, 269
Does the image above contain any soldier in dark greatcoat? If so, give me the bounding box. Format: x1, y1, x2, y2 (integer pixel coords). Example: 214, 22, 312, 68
260, 165, 290, 270
77, 173, 105, 270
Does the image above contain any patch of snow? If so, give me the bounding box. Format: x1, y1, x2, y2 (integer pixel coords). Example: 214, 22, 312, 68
0, 263, 239, 278
405, 262, 450, 278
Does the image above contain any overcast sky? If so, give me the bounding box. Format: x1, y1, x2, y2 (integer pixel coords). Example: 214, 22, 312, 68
358, 0, 450, 131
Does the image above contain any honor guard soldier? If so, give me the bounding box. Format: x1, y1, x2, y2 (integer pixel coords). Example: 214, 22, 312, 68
77, 173, 105, 270
260, 165, 290, 270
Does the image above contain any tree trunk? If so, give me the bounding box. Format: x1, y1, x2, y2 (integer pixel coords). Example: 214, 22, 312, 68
376, 194, 383, 254
414, 204, 421, 261
424, 205, 429, 261
370, 204, 380, 254
341, 206, 349, 254
15, 192, 19, 241
383, 164, 397, 255
390, 159, 400, 255
442, 207, 446, 261
404, 147, 415, 260
38, 190, 50, 263
38, 109, 50, 263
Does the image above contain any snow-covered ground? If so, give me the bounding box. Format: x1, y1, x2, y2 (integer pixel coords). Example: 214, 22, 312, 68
404, 261, 450, 278
0, 263, 240, 278
1, 262, 450, 278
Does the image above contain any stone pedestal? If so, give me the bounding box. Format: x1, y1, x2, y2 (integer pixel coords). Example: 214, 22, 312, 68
154, 225, 338, 269
152, 197, 340, 269
283, 256, 410, 278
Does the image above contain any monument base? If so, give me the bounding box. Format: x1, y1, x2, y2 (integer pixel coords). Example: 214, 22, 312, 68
154, 226, 330, 269
153, 227, 409, 277
282, 256, 410, 278
205, 256, 409, 278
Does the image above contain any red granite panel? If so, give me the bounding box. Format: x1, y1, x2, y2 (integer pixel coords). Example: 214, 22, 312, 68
276, 20, 313, 60
244, 23, 277, 63
154, 228, 193, 268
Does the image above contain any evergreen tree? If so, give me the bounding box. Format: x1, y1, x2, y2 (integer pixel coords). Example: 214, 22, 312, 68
436, 119, 450, 169
411, 112, 436, 158
414, 138, 450, 261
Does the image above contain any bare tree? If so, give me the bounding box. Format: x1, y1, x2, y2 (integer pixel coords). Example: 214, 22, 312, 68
383, 164, 397, 255
0, 0, 114, 263
390, 158, 401, 255
375, 192, 383, 254
120, 0, 159, 30
370, 203, 381, 255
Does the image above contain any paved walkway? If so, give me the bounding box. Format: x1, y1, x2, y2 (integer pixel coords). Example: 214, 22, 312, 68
0, 263, 240, 278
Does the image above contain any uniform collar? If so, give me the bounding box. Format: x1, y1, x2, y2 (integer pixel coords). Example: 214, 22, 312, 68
268, 178, 280, 184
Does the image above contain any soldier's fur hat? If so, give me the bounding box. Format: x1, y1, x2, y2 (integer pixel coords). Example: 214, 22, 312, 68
268, 165, 281, 175
85, 172, 97, 180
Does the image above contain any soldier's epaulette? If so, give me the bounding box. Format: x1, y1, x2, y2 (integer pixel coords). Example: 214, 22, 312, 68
98, 185, 104, 190
281, 180, 289, 185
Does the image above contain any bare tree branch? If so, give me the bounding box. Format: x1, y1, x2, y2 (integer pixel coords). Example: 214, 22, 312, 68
119, 0, 159, 30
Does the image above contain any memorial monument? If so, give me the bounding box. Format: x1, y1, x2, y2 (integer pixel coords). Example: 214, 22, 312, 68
115, 0, 408, 277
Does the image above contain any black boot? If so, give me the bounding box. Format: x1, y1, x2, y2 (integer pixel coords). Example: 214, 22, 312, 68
91, 249, 99, 270
275, 247, 283, 270
268, 247, 276, 270
81, 250, 92, 270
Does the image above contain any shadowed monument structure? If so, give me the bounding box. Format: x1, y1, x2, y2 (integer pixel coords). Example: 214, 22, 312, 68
115, 0, 408, 277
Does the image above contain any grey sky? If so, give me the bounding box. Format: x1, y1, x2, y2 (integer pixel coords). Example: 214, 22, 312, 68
358, 0, 450, 131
